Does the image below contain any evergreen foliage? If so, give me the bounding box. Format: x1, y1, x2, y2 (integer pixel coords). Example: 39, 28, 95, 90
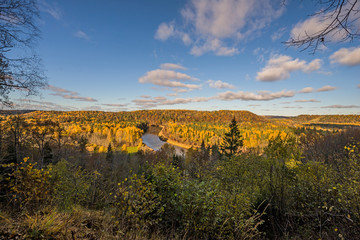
221, 117, 243, 157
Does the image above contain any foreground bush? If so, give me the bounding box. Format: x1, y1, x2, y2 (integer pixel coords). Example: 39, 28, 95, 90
113, 163, 264, 239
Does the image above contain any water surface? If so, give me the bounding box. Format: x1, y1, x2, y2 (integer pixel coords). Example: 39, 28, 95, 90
142, 133, 186, 156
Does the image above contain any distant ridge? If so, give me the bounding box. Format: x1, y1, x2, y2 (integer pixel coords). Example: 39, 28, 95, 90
4, 109, 267, 125
0, 110, 36, 116
292, 114, 360, 124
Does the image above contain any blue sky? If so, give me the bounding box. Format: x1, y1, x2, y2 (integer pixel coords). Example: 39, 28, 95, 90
10, 0, 360, 116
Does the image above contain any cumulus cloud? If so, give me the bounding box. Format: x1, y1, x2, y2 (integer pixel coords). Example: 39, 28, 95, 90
155, 22, 175, 41
75, 31, 90, 40
138, 69, 201, 90
290, 2, 360, 44
298, 86, 337, 93
190, 38, 239, 56
299, 87, 315, 93
317, 85, 337, 92
321, 105, 360, 109
207, 80, 235, 89
330, 47, 360, 66
256, 55, 322, 81
290, 16, 348, 44
155, 0, 283, 56
295, 99, 320, 103
160, 63, 187, 70
216, 89, 295, 101
174, 88, 193, 93
47, 85, 97, 102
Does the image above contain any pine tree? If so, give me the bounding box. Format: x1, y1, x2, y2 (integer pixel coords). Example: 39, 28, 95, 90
106, 143, 114, 163
221, 117, 243, 158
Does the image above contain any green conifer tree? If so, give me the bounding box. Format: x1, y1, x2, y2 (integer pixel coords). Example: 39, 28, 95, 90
221, 117, 243, 158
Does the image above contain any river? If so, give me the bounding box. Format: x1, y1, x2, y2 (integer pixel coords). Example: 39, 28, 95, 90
141, 133, 186, 156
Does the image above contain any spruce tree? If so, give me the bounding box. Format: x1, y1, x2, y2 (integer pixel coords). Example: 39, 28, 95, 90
221, 117, 243, 157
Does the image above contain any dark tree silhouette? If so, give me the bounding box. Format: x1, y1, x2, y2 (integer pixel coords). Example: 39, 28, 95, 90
285, 0, 360, 53
221, 117, 243, 158
0, 0, 46, 105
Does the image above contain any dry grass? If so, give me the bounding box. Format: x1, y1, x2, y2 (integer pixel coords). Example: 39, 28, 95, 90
0, 207, 174, 240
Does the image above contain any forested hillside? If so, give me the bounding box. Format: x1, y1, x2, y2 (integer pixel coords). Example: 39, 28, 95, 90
292, 114, 360, 124
1, 110, 360, 239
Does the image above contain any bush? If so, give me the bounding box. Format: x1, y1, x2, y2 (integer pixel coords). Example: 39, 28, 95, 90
113, 163, 263, 239
5, 158, 52, 211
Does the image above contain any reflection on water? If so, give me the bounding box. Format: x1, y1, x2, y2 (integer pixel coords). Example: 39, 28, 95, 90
142, 133, 185, 156
142, 133, 165, 151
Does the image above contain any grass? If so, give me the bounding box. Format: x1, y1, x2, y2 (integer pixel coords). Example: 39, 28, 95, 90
126, 146, 138, 154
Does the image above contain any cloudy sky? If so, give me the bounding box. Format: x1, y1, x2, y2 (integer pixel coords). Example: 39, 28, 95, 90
10, 0, 360, 115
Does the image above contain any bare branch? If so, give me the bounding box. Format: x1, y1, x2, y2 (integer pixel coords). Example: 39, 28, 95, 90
0, 0, 46, 106
284, 0, 360, 54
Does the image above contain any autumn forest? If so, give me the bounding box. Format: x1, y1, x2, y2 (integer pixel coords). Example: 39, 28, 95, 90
0, 110, 360, 239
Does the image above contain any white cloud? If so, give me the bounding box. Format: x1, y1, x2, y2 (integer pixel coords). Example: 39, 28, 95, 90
162, 97, 210, 105
61, 95, 97, 102
48, 85, 78, 95
38, 0, 62, 20
321, 105, 360, 109
253, 47, 268, 63
181, 33, 192, 45
132, 95, 210, 108
160, 63, 187, 70
156, 0, 284, 56
138, 69, 201, 89
290, 15, 347, 43
174, 88, 193, 93
295, 99, 320, 103
317, 85, 337, 92
299, 87, 315, 93
298, 85, 337, 93
290, 2, 360, 44
256, 55, 322, 81
102, 103, 126, 107
207, 80, 235, 89
190, 38, 239, 56
330, 47, 360, 66
155, 22, 175, 41
271, 27, 286, 41
75, 31, 90, 40
15, 99, 77, 111
48, 85, 97, 102
217, 89, 295, 101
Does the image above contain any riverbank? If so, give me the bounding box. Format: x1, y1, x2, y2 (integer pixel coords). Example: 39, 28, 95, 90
165, 138, 193, 149
158, 126, 195, 150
